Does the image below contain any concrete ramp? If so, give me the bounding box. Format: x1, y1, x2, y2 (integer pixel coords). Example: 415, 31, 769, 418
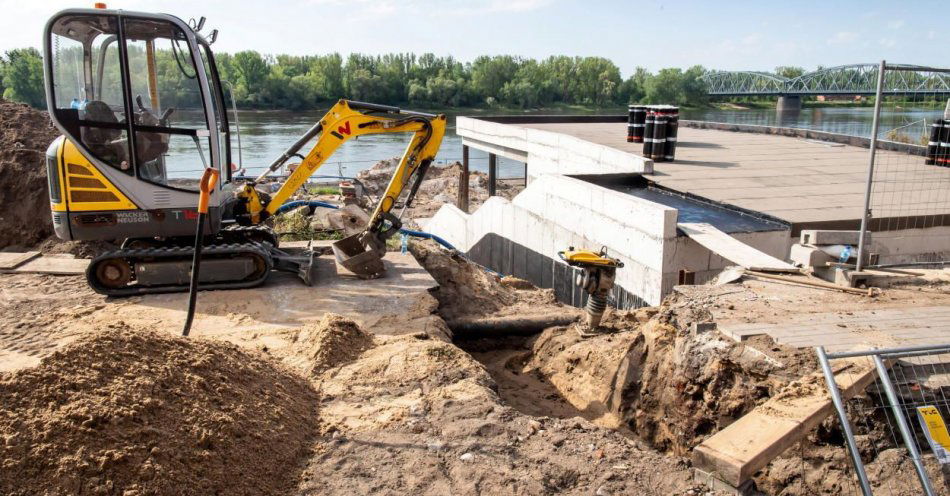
678, 222, 797, 273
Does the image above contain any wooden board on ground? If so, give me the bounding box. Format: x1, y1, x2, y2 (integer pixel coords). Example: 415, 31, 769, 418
678, 222, 798, 273
0, 251, 40, 270
5, 256, 89, 275
692, 359, 876, 487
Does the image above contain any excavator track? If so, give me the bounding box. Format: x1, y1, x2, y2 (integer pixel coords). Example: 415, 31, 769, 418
220, 224, 280, 247
87, 243, 273, 297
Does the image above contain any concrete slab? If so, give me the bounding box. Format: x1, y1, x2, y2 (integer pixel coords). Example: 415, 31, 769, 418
520, 122, 950, 230
0, 251, 40, 269
677, 222, 797, 272
5, 255, 88, 275
718, 306, 950, 353
90, 252, 439, 339
800, 230, 862, 245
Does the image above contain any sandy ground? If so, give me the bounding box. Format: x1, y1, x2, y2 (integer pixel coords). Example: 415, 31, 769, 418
0, 246, 716, 495
3, 242, 950, 494
0, 253, 442, 373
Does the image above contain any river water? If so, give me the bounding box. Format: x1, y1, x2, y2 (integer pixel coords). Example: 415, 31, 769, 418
166, 106, 945, 181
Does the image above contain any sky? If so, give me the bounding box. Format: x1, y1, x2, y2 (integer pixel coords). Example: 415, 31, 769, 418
2, 0, 947, 77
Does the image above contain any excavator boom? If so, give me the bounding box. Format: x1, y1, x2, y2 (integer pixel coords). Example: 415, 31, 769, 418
237, 99, 446, 277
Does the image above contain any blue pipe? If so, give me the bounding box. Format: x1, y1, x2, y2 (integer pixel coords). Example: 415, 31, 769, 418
275, 200, 340, 214
397, 228, 456, 251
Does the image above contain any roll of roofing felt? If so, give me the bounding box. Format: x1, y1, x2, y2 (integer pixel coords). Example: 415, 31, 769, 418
643, 108, 656, 158
926, 119, 941, 166
628, 105, 646, 143
664, 106, 680, 162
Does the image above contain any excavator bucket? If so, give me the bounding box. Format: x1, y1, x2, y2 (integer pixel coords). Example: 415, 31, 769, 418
331, 232, 386, 279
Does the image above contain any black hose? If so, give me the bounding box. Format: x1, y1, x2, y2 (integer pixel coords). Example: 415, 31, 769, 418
181, 213, 205, 337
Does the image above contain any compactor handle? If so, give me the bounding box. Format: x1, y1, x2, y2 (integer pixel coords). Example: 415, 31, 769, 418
197, 168, 219, 214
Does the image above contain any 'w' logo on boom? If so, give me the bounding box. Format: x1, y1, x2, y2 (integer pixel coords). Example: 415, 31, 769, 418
330, 121, 352, 140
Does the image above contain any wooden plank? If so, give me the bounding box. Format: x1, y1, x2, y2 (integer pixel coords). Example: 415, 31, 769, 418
678, 222, 798, 272
0, 251, 40, 270
692, 360, 876, 487
7, 256, 89, 275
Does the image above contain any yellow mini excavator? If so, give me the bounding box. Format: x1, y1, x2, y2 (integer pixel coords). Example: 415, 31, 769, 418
42, 6, 445, 296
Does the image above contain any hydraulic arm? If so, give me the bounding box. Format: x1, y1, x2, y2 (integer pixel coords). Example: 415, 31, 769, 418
235, 99, 447, 277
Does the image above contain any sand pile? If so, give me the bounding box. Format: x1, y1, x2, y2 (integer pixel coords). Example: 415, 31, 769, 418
410, 240, 560, 321
0, 325, 320, 496
356, 159, 516, 220
291, 314, 374, 376
0, 100, 59, 249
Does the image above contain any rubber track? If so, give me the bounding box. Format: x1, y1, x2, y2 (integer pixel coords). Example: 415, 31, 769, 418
86, 243, 273, 297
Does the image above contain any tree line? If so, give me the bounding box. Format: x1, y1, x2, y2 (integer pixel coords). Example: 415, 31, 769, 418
1, 46, 711, 110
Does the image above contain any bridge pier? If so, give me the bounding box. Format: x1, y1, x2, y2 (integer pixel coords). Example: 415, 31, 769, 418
776, 95, 802, 111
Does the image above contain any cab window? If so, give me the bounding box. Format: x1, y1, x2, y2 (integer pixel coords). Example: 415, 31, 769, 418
50, 15, 132, 174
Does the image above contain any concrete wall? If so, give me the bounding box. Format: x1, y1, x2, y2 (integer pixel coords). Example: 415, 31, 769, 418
426, 174, 677, 306
457, 117, 653, 179
427, 173, 793, 306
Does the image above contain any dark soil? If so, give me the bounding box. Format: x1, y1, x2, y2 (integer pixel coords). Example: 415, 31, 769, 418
0, 100, 59, 249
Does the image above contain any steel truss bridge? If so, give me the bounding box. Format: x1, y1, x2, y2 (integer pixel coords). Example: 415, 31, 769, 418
701, 64, 950, 97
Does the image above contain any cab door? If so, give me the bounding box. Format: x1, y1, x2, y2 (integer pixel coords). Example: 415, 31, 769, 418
45, 9, 226, 239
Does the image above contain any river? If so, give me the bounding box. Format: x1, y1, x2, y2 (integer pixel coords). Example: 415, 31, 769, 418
164, 106, 945, 181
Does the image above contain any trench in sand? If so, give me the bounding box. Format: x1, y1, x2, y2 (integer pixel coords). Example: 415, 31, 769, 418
455, 334, 596, 422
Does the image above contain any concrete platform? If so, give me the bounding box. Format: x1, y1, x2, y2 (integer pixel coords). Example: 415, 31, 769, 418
89, 251, 439, 339
718, 305, 950, 353
521, 122, 950, 231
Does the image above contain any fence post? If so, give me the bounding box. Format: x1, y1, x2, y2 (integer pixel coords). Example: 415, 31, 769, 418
855, 60, 887, 273
458, 145, 470, 213
872, 354, 937, 495
817, 346, 873, 495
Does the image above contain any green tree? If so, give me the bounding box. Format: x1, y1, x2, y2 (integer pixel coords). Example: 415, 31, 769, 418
2, 48, 46, 108
231, 51, 269, 103
621, 67, 650, 103
471, 56, 520, 104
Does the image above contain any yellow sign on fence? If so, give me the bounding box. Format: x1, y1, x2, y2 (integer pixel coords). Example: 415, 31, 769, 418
916, 405, 950, 464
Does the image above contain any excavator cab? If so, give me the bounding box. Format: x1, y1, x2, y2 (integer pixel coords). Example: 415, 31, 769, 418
44, 7, 231, 241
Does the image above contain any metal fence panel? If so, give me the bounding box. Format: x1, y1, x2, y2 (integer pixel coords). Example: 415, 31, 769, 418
818, 344, 950, 495
856, 62, 950, 271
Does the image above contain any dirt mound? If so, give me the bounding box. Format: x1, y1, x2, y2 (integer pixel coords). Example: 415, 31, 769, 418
482, 293, 787, 456
291, 314, 374, 376
0, 325, 320, 496
410, 240, 560, 321
301, 331, 705, 495
356, 159, 518, 221
0, 100, 59, 250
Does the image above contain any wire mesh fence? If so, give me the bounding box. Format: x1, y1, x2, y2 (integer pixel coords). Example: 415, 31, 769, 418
856, 62, 950, 270
817, 344, 950, 495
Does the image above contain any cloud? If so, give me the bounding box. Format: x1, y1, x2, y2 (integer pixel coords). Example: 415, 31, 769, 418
887, 19, 905, 30
827, 31, 858, 45
928, 30, 937, 40
878, 37, 896, 48
741, 33, 762, 46
485, 0, 551, 13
